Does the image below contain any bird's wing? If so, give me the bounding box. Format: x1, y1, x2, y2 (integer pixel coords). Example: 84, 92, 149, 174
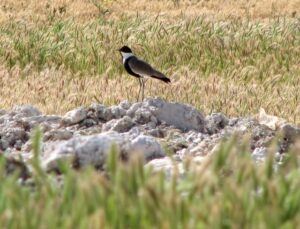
128, 57, 156, 77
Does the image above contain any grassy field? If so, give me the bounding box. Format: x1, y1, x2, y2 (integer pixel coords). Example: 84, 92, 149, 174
1, 0, 300, 228
0, 0, 299, 123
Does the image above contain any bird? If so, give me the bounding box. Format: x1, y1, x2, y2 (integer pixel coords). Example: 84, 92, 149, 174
118, 45, 170, 101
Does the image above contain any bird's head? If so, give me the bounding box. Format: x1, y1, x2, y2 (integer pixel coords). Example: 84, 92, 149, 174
118, 45, 134, 61
118, 46, 132, 53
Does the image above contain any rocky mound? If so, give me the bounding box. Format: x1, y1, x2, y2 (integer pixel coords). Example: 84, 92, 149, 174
1, 97, 299, 178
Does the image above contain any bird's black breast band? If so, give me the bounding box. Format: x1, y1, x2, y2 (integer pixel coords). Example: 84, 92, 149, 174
124, 57, 141, 78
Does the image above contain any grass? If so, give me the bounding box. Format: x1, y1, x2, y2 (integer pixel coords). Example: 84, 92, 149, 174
2, 130, 300, 228
0, 15, 299, 123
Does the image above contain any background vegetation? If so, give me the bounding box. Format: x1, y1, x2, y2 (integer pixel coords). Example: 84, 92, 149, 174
0, 0, 299, 123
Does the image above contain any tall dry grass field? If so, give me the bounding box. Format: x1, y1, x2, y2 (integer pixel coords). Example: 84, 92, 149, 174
0, 0, 299, 123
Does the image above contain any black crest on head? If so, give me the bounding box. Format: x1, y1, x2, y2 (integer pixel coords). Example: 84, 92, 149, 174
119, 46, 132, 53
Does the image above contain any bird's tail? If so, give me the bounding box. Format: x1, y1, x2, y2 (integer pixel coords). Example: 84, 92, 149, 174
151, 71, 171, 83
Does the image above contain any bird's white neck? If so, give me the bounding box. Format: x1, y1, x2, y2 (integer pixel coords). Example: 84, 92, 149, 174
121, 52, 134, 63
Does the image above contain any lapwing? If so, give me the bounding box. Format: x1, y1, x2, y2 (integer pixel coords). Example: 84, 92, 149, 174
118, 46, 170, 101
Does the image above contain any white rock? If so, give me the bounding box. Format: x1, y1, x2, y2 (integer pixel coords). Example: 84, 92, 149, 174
102, 119, 118, 132
280, 124, 300, 142
258, 108, 287, 130
206, 113, 229, 134
145, 157, 184, 179
144, 98, 206, 132
89, 103, 106, 113
130, 135, 165, 160
0, 139, 9, 150
43, 153, 75, 172
23, 115, 61, 129
111, 106, 126, 119
0, 109, 6, 116
63, 107, 87, 125
146, 121, 157, 129
119, 100, 132, 110
102, 108, 113, 121
134, 108, 152, 124
111, 116, 135, 132
2, 127, 28, 146
128, 127, 141, 136
42, 131, 164, 171
1, 97, 295, 172
126, 102, 142, 117
252, 147, 267, 162
23, 115, 61, 123
44, 130, 73, 141
150, 115, 158, 124
89, 103, 108, 120
177, 148, 188, 159
13, 105, 41, 117
0, 114, 15, 125
185, 131, 197, 142
43, 132, 126, 170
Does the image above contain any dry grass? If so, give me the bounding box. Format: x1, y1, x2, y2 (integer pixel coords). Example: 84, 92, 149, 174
0, 0, 299, 123
1, 64, 300, 124
0, 0, 299, 23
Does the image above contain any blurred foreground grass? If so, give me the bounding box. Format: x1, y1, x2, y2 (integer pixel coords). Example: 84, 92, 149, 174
1, 130, 300, 228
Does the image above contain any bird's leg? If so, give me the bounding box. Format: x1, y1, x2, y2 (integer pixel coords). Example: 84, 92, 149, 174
141, 77, 145, 101
137, 78, 142, 102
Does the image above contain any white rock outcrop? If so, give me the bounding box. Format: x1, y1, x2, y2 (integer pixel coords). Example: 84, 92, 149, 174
0, 98, 298, 177
143, 98, 206, 132
62, 107, 87, 125
42, 131, 165, 171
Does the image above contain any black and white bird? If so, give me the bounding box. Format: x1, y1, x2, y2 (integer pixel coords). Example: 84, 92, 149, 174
118, 46, 170, 101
